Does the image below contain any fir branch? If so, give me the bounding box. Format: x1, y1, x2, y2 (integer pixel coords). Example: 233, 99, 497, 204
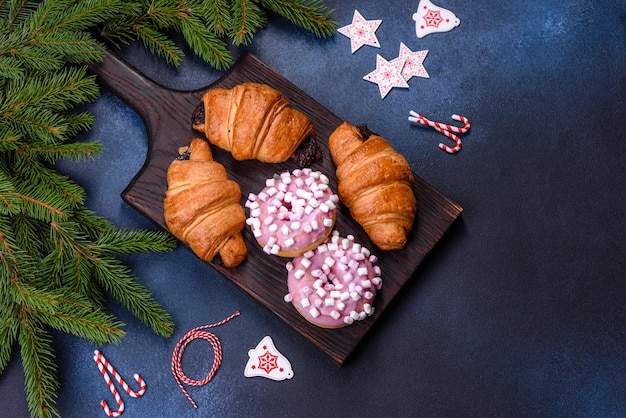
229, 0, 267, 46
201, 0, 231, 37
29, 0, 124, 35
11, 156, 86, 206
94, 228, 178, 256
0, 307, 19, 373
18, 316, 59, 418
36, 297, 126, 345
0, 55, 24, 79
24, 139, 102, 163
9, 214, 47, 259
0, 127, 21, 152
260, 0, 336, 37
93, 256, 175, 337
1, 66, 100, 115
0, 173, 25, 216
98, 0, 336, 69
180, 12, 233, 70
132, 22, 185, 67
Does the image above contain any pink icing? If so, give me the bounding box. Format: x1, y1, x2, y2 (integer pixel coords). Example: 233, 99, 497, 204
284, 231, 382, 328
245, 168, 338, 256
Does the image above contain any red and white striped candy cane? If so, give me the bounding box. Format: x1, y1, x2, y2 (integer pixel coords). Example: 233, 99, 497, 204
171, 311, 240, 409
408, 111, 471, 154
94, 350, 146, 417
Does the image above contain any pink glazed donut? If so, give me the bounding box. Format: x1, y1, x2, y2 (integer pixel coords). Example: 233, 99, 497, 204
245, 168, 338, 258
284, 231, 382, 328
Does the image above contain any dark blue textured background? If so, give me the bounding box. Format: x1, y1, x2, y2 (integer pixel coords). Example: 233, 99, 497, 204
2, 1, 625, 416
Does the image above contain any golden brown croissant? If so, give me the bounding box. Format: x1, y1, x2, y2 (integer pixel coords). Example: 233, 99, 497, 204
164, 138, 247, 267
192, 82, 316, 163
328, 122, 416, 251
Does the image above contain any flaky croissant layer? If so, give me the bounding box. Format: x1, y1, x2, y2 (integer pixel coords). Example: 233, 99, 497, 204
164, 138, 247, 268
192, 82, 315, 163
329, 122, 417, 250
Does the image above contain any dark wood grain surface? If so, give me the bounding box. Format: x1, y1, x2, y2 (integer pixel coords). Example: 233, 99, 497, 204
88, 51, 462, 365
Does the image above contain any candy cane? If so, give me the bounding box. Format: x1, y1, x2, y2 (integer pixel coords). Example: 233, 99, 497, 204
408, 111, 471, 154
171, 311, 240, 409
93, 350, 146, 417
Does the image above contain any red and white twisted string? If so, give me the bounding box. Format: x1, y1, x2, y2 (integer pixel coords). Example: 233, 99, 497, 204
171, 311, 240, 409
409, 111, 471, 154
93, 350, 146, 417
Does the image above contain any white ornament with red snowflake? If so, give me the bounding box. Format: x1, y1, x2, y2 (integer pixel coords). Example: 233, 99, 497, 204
396, 42, 429, 81
364, 54, 410, 99
337, 9, 382, 54
413, 0, 460, 38
244, 336, 294, 381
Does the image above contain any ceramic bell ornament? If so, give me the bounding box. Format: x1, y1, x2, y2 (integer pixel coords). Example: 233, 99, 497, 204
413, 0, 460, 38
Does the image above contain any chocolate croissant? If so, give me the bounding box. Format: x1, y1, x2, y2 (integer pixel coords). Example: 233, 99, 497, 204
164, 138, 247, 267
328, 122, 416, 251
192, 82, 317, 164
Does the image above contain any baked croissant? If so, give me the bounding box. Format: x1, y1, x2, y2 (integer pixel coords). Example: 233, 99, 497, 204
328, 122, 416, 251
164, 138, 247, 267
192, 82, 316, 164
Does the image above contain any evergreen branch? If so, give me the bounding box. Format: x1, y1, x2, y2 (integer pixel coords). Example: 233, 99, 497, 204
11, 183, 73, 222
0, 308, 19, 373
62, 111, 96, 138
132, 23, 184, 67
229, 0, 267, 46
4, 107, 68, 144
11, 156, 86, 206
31, 0, 124, 35
30, 31, 104, 64
259, 0, 336, 37
0, 1, 38, 30
0, 55, 24, 79
36, 297, 125, 345
18, 315, 59, 418
94, 228, 177, 256
93, 256, 175, 337
200, 0, 230, 37
0, 126, 21, 152
180, 13, 232, 70
70, 207, 115, 237
1, 66, 100, 113
0, 173, 24, 216
5, 45, 64, 71
9, 213, 47, 259
24, 139, 102, 163
144, 2, 183, 29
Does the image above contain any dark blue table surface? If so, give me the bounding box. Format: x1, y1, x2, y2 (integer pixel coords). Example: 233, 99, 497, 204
2, 1, 625, 417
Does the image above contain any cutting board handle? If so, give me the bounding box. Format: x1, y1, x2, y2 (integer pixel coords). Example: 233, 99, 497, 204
88, 50, 201, 140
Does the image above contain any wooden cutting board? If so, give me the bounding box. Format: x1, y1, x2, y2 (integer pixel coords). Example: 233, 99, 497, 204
89, 51, 463, 366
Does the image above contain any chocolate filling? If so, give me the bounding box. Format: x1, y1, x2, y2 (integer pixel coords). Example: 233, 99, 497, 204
176, 149, 191, 160
293, 135, 322, 167
356, 124, 377, 140
191, 102, 205, 126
